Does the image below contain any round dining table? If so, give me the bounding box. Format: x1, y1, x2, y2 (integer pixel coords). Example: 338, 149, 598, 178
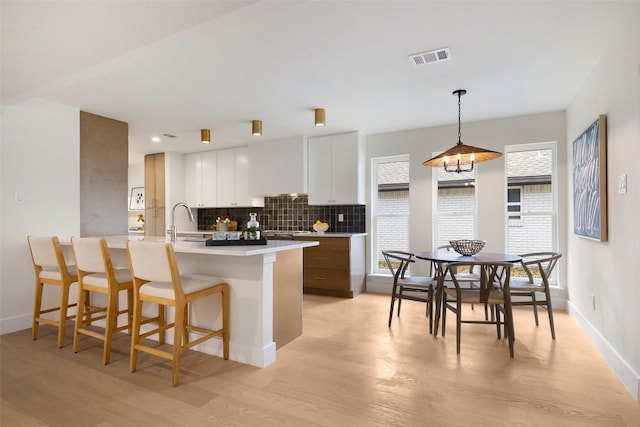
414, 250, 522, 337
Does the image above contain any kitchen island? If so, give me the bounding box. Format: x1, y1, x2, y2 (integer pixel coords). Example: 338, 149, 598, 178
61, 235, 319, 368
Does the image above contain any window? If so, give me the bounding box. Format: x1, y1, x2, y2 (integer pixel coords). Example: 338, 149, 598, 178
432, 156, 476, 248
371, 156, 409, 274
505, 143, 558, 281
507, 187, 522, 222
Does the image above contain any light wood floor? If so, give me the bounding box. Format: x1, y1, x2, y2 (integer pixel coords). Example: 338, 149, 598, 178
2, 293, 639, 426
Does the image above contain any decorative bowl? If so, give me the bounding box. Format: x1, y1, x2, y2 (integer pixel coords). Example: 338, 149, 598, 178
449, 239, 486, 256
313, 224, 329, 233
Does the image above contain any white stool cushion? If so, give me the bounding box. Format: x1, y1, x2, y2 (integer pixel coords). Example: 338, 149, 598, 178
140, 274, 224, 300
83, 268, 132, 288
40, 265, 77, 280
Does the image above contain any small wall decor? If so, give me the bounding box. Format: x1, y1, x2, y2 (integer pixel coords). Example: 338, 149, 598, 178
572, 115, 607, 241
130, 187, 145, 210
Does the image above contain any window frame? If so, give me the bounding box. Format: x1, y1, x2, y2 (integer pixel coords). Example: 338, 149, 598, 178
370, 154, 410, 275
504, 142, 559, 284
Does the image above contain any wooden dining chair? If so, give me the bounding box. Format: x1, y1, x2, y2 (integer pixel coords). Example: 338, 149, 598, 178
509, 252, 562, 339
441, 261, 515, 357
382, 250, 437, 333
437, 245, 485, 317
126, 240, 230, 387
27, 235, 80, 348
71, 237, 133, 364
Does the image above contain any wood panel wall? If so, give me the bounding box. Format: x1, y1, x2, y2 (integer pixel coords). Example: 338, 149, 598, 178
80, 111, 128, 236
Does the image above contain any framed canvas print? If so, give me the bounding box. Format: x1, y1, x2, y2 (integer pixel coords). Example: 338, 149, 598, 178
130, 187, 145, 210
572, 115, 607, 241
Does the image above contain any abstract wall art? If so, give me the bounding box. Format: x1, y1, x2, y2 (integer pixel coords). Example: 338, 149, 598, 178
572, 115, 607, 241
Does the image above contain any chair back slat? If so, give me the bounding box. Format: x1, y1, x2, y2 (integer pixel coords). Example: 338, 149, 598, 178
518, 252, 562, 284
382, 250, 414, 281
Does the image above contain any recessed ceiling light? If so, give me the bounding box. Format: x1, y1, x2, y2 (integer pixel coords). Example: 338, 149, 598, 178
151, 136, 160, 142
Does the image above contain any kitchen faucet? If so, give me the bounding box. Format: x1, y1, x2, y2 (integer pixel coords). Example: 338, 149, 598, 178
170, 202, 194, 242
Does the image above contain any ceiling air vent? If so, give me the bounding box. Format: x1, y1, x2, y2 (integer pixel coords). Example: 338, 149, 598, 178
409, 47, 451, 67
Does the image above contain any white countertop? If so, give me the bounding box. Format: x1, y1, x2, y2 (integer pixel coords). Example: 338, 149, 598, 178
61, 235, 318, 257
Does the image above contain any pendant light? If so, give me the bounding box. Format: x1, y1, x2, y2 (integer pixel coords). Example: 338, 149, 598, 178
200, 129, 210, 144
252, 120, 262, 136
314, 108, 326, 126
423, 89, 502, 173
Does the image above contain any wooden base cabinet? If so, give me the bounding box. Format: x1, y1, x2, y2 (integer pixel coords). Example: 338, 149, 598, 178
293, 235, 365, 298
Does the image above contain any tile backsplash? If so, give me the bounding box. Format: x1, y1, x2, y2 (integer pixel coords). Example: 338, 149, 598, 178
197, 194, 365, 233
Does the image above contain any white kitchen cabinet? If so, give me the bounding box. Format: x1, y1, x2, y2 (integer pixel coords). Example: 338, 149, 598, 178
184, 150, 217, 207
216, 146, 264, 207
248, 136, 307, 195
308, 131, 364, 205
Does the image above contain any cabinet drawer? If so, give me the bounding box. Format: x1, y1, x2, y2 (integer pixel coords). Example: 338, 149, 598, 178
303, 247, 349, 270
295, 236, 349, 250
303, 268, 350, 291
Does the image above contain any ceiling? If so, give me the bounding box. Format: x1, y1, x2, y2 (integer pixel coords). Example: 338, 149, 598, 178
2, 1, 638, 166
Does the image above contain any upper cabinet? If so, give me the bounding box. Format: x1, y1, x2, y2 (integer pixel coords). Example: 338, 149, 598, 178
248, 136, 308, 195
185, 147, 263, 208
184, 151, 217, 207
308, 132, 365, 205
218, 147, 260, 207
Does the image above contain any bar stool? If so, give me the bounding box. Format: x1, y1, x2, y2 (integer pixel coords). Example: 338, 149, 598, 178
27, 235, 79, 348
126, 240, 230, 387
71, 237, 134, 364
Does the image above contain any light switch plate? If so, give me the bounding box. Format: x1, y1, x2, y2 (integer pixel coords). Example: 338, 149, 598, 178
618, 174, 627, 194
14, 192, 24, 203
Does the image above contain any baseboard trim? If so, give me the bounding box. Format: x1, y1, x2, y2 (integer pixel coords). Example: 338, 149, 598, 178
568, 301, 639, 402
0, 313, 32, 335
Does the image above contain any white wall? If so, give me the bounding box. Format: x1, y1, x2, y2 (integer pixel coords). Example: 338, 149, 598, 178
365, 111, 567, 281
566, 17, 640, 401
0, 99, 81, 333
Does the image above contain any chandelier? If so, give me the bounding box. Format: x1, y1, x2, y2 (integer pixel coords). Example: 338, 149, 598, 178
423, 89, 502, 173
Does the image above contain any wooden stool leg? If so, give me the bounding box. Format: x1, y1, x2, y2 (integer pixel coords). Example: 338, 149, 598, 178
130, 297, 143, 373
58, 284, 71, 348
222, 285, 230, 360
183, 305, 189, 346
172, 303, 186, 387
32, 280, 44, 340
103, 290, 117, 365
73, 284, 88, 353
158, 304, 166, 345
126, 288, 133, 335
